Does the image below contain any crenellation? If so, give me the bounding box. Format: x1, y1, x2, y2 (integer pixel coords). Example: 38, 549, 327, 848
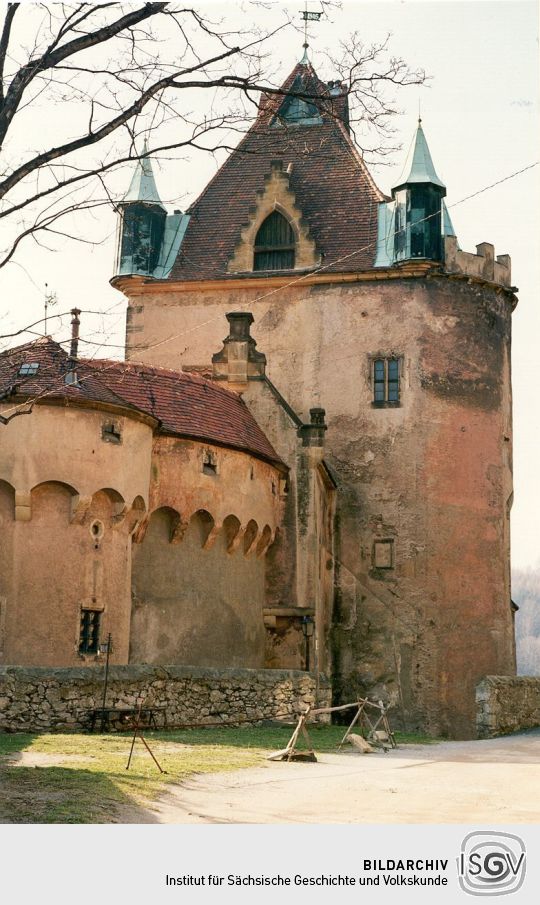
444, 235, 512, 287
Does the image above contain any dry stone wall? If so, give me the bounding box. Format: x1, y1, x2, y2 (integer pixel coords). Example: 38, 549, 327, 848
476, 676, 540, 738
0, 664, 329, 732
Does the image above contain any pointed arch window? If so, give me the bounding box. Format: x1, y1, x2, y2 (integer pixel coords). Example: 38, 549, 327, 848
253, 211, 295, 271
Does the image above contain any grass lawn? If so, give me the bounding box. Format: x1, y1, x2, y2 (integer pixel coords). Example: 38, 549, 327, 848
0, 725, 436, 824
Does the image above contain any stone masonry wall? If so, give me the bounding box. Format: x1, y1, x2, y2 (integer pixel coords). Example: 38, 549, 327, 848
476, 676, 540, 738
0, 664, 329, 732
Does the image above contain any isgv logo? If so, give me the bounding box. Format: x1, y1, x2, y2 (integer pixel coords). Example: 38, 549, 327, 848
458, 832, 526, 896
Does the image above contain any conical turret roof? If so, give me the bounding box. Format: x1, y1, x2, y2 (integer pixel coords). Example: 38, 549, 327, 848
393, 120, 445, 192
123, 141, 164, 207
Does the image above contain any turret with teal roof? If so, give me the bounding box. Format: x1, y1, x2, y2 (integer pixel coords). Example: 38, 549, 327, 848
375, 118, 456, 267
114, 141, 189, 279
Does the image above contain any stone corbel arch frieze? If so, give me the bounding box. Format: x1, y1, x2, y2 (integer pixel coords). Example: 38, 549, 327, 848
227, 161, 320, 274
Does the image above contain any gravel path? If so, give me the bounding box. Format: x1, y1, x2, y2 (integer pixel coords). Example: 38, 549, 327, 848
146, 731, 540, 824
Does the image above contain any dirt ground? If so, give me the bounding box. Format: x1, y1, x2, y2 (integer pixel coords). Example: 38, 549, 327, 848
145, 730, 540, 824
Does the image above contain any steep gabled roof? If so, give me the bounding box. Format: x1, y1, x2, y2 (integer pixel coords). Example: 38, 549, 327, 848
167, 61, 384, 281
0, 338, 284, 468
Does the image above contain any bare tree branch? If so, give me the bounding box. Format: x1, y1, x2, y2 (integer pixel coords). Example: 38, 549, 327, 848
0, 2, 18, 102
0, 3, 427, 278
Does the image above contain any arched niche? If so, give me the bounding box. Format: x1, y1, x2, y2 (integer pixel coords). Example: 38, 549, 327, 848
125, 495, 147, 535
256, 524, 273, 557
189, 509, 216, 548
243, 519, 259, 555
147, 505, 184, 544
131, 495, 146, 513
0, 479, 15, 522
0, 480, 15, 601
89, 487, 126, 523
30, 480, 79, 524
223, 514, 242, 553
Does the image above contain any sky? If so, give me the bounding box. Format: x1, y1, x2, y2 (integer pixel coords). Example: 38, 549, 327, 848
0, 0, 538, 569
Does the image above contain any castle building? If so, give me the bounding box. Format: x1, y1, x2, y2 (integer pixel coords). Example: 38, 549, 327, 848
0, 57, 517, 738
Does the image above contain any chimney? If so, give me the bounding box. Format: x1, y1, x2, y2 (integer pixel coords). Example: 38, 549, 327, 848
212, 312, 266, 391
65, 307, 81, 386
70, 308, 81, 359
299, 407, 327, 447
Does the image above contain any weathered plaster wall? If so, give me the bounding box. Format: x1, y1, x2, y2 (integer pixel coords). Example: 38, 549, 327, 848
130, 509, 267, 667
148, 435, 282, 539
0, 404, 152, 667
1, 483, 137, 667
124, 271, 515, 737
0, 403, 153, 507
0, 664, 328, 732
476, 676, 540, 738
0, 402, 282, 671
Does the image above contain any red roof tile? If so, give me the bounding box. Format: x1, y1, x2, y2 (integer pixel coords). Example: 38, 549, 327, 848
167, 62, 384, 282
0, 338, 284, 468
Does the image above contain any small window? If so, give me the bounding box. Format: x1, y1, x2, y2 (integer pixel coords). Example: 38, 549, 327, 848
79, 609, 101, 654
18, 362, 39, 377
102, 422, 122, 444
372, 357, 401, 406
254, 211, 295, 271
202, 450, 217, 476
373, 539, 394, 569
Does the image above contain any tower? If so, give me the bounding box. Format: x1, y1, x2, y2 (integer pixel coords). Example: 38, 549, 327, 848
111, 58, 517, 738
392, 118, 446, 262
115, 142, 189, 279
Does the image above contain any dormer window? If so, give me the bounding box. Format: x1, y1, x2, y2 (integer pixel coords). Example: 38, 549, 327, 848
253, 211, 295, 271
18, 362, 39, 377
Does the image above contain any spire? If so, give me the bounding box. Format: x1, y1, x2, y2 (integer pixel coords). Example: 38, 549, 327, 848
123, 140, 164, 207
300, 43, 310, 65
394, 120, 446, 192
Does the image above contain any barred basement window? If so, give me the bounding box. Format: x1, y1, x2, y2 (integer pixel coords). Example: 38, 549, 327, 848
253, 211, 295, 271
79, 609, 101, 654
372, 357, 401, 406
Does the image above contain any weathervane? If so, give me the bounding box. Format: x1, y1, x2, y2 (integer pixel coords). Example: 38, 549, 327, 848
300, 1, 322, 62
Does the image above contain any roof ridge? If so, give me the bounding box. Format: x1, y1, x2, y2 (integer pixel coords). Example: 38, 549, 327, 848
1, 344, 284, 468
81, 356, 256, 406
0, 335, 66, 359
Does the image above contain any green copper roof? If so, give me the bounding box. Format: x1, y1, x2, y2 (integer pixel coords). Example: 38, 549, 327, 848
394, 120, 446, 191
123, 141, 164, 207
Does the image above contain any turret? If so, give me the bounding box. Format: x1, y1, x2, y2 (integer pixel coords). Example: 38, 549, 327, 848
115, 142, 167, 276
391, 119, 446, 262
